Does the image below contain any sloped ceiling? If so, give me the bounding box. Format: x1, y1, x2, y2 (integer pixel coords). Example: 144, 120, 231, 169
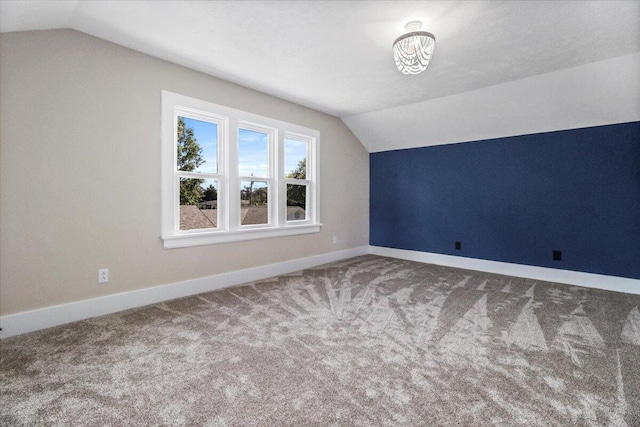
2, 1, 639, 151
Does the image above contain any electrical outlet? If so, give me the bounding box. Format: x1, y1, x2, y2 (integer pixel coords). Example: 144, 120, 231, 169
332, 236, 338, 244
553, 250, 562, 261
455, 241, 462, 250
98, 268, 109, 284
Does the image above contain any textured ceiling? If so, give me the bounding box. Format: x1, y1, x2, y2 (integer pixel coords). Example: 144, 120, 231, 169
2, 1, 639, 119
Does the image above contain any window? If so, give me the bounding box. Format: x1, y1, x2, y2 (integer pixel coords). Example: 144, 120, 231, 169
161, 91, 320, 248
285, 136, 310, 222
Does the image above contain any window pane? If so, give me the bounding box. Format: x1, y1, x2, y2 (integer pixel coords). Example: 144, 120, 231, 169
179, 178, 217, 230
239, 128, 268, 177
241, 180, 268, 225
287, 184, 306, 221
285, 138, 307, 179
177, 116, 218, 174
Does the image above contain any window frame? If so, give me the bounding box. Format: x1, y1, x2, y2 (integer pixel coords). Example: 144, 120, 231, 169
174, 109, 226, 234
161, 91, 321, 248
237, 121, 275, 228
283, 133, 313, 223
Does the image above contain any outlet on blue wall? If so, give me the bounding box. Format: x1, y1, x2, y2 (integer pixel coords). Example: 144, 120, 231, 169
370, 121, 640, 279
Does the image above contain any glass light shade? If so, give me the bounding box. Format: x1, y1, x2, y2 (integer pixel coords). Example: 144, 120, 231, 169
393, 21, 435, 75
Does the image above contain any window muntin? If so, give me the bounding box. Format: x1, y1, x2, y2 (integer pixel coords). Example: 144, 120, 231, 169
162, 91, 320, 248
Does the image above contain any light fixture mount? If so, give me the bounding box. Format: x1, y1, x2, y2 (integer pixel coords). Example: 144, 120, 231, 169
393, 20, 436, 75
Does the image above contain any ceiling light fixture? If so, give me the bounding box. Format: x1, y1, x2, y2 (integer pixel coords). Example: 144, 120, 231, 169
393, 21, 435, 75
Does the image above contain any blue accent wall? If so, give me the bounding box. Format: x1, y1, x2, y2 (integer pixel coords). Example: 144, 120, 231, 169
370, 121, 640, 279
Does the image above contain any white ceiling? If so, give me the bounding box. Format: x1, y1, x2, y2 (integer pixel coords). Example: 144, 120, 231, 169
2, 1, 640, 150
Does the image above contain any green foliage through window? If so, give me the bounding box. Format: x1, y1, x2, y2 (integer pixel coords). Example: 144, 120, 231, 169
177, 117, 205, 205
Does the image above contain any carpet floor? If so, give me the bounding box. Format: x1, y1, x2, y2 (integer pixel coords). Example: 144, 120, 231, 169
1, 255, 640, 426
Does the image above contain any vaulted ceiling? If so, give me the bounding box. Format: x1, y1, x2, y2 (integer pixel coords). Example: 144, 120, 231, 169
2, 1, 639, 151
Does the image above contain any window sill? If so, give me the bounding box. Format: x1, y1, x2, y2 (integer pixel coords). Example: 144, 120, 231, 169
162, 223, 322, 249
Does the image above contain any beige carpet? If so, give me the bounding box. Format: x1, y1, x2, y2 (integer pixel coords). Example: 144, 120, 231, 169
2, 255, 639, 426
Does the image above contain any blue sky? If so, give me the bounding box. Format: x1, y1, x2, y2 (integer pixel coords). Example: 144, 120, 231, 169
181, 117, 306, 177
239, 128, 268, 177
182, 117, 217, 174
284, 138, 307, 178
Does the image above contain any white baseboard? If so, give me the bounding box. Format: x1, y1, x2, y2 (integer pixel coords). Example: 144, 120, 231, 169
5, 245, 635, 339
0, 246, 369, 339
369, 246, 640, 295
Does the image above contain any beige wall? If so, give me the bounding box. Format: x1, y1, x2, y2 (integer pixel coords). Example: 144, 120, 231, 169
0, 30, 369, 316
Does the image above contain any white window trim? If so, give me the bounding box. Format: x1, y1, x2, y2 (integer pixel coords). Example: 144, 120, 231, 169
236, 121, 276, 229
283, 131, 315, 224
161, 90, 321, 249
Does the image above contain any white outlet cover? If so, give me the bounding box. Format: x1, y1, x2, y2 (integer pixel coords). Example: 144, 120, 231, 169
98, 269, 109, 284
